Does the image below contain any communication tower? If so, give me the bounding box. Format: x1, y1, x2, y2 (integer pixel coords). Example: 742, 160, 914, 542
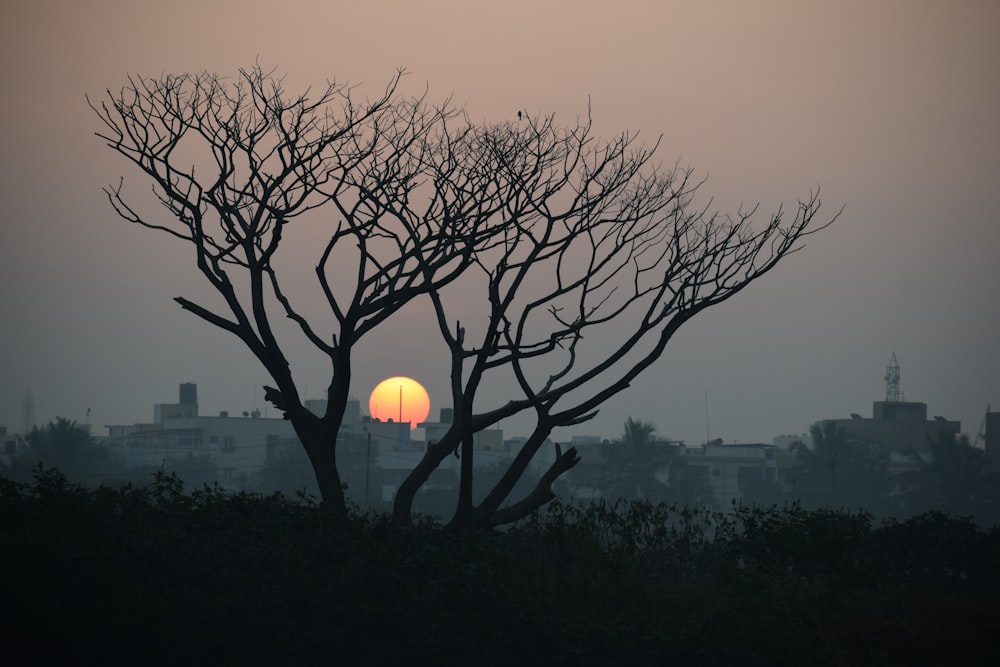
884, 352, 902, 403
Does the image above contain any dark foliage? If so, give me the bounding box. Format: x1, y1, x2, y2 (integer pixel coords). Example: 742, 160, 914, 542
3, 418, 113, 483
893, 433, 1000, 527
790, 422, 894, 516
2, 418, 223, 494
601, 418, 675, 502
2, 471, 998, 666
251, 443, 321, 499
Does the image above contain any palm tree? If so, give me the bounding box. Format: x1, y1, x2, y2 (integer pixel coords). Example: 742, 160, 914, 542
665, 457, 718, 508
602, 418, 681, 501
895, 433, 1000, 525
790, 421, 891, 514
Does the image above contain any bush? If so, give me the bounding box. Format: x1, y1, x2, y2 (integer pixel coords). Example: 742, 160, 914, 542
2, 471, 998, 665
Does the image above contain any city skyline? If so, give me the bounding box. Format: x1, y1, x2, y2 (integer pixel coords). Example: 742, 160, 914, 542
1, 1, 997, 448
6, 354, 981, 448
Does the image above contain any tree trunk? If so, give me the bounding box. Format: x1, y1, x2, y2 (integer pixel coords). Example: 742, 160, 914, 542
448, 433, 476, 530
267, 380, 347, 515
294, 417, 346, 514
265, 354, 351, 516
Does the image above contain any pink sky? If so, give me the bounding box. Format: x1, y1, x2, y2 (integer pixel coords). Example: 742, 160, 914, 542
1, 1, 997, 445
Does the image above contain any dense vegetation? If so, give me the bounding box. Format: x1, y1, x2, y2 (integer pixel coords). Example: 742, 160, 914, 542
3, 468, 998, 666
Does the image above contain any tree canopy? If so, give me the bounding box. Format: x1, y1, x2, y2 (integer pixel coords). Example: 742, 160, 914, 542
4, 418, 109, 483
92, 65, 835, 527
894, 433, 1000, 526
790, 422, 892, 514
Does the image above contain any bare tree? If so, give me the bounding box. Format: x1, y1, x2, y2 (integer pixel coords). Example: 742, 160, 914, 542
93, 66, 835, 526
390, 112, 836, 529
90, 66, 506, 514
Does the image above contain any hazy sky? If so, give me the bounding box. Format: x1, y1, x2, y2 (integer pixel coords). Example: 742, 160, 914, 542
2, 0, 997, 447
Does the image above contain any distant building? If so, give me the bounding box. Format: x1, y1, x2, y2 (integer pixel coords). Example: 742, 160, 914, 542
303, 397, 362, 423
105, 385, 552, 501
107, 384, 300, 488
985, 409, 999, 465
684, 443, 779, 508
304, 398, 327, 417
151, 382, 199, 423
1, 425, 21, 467
563, 437, 780, 507
564, 437, 609, 499
824, 400, 960, 462
418, 409, 504, 452
418, 408, 452, 446
106, 384, 371, 490
819, 355, 962, 473
368, 413, 439, 503
179, 382, 198, 409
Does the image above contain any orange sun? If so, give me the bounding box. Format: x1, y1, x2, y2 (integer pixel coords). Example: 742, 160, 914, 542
368, 376, 431, 430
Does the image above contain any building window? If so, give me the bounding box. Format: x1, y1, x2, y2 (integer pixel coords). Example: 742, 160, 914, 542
223, 436, 235, 452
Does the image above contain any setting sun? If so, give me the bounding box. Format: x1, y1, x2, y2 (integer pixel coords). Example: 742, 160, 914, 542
368, 377, 431, 430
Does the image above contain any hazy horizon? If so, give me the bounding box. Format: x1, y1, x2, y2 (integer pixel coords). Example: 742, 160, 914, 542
1, 0, 997, 447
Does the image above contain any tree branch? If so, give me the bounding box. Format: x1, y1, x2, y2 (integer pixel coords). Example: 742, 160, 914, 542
487, 444, 580, 527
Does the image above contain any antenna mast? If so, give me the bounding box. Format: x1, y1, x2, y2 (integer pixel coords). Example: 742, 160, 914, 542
884, 352, 902, 403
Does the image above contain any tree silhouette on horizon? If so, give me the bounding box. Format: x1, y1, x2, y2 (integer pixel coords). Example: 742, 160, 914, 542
92, 65, 836, 527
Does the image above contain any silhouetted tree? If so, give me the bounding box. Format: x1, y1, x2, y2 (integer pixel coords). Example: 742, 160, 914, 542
600, 418, 679, 501
94, 66, 835, 527
895, 433, 1000, 526
4, 418, 113, 483
395, 111, 835, 529
790, 422, 891, 514
113, 453, 221, 492
92, 66, 496, 516
668, 460, 718, 508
